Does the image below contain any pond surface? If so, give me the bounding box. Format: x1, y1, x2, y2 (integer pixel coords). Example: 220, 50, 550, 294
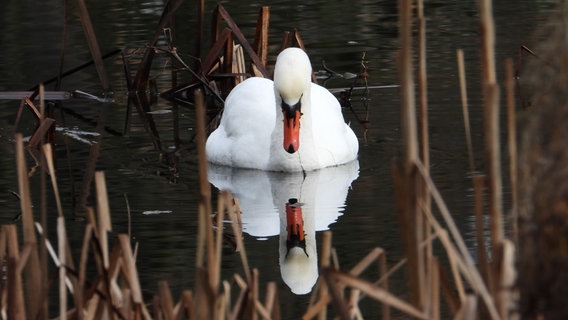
0, 0, 556, 318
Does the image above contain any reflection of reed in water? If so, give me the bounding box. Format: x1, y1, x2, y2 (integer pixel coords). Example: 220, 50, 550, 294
517, 3, 568, 318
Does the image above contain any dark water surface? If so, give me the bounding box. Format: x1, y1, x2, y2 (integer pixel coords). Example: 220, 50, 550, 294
0, 0, 556, 318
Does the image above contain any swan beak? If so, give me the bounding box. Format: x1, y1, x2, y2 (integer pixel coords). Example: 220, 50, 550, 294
285, 198, 308, 257
282, 101, 302, 154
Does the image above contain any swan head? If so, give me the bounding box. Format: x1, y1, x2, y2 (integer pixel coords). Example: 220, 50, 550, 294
273, 48, 312, 154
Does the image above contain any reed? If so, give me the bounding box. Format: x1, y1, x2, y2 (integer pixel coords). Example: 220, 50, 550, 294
75, 0, 110, 91
457, 49, 476, 172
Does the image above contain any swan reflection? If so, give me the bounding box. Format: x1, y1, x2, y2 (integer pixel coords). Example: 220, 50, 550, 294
208, 160, 359, 294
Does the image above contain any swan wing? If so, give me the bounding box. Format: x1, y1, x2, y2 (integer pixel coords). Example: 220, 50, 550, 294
206, 77, 276, 169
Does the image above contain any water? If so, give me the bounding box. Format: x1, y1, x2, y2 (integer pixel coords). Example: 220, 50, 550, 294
0, 0, 556, 318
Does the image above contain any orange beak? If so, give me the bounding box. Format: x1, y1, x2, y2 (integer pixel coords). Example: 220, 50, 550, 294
283, 110, 301, 153
285, 198, 308, 257
286, 199, 305, 242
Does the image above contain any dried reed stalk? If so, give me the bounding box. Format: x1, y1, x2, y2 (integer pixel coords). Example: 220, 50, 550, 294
233, 45, 246, 84
194, 89, 212, 270
42, 144, 64, 217
392, 163, 426, 312
222, 32, 234, 92
252, 6, 270, 77
428, 256, 440, 320
455, 295, 478, 320
395, 0, 427, 313
228, 199, 250, 284
417, 0, 429, 170
75, 0, 110, 91
473, 174, 491, 286
264, 282, 280, 320
15, 134, 42, 318
58, 217, 68, 319
158, 281, 175, 320
416, 5, 433, 302
478, 0, 504, 258
195, 0, 204, 62
5, 225, 25, 319
457, 49, 476, 172
319, 231, 332, 319
497, 239, 516, 319
118, 234, 144, 308
95, 171, 112, 269
504, 58, 518, 240
398, 0, 418, 166
321, 268, 351, 319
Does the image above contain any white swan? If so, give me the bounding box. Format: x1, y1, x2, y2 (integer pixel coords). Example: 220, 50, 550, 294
206, 47, 358, 172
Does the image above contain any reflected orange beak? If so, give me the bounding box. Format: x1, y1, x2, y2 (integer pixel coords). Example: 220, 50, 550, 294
285, 198, 308, 257
283, 110, 301, 154
286, 198, 305, 242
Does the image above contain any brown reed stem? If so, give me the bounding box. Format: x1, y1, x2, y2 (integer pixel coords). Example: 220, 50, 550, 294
42, 144, 64, 217
159, 281, 175, 320
429, 256, 440, 320
15, 134, 42, 319
253, 7, 270, 66
95, 171, 111, 269
416, 4, 433, 313
228, 197, 251, 284
58, 217, 67, 319
195, 0, 204, 63
318, 231, 332, 319
504, 58, 518, 240
473, 174, 491, 287
396, 0, 427, 313
212, 191, 229, 291
194, 89, 212, 269
39, 83, 49, 318
6, 225, 25, 319
398, 0, 418, 167
417, 0, 429, 170
457, 49, 476, 172
75, 0, 110, 91
478, 0, 504, 258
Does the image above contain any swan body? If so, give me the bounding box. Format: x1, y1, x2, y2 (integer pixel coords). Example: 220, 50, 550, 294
206, 47, 358, 172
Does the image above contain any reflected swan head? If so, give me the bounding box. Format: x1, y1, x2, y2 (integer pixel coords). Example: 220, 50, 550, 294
280, 246, 318, 295
279, 198, 318, 295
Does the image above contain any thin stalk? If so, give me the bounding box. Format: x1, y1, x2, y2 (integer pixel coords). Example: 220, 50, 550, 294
457, 49, 476, 172
478, 0, 504, 257
504, 58, 518, 240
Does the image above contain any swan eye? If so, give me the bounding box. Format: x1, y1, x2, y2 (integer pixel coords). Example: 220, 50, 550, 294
280, 94, 303, 118
281, 100, 302, 118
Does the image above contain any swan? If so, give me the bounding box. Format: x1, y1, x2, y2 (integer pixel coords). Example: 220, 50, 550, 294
206, 47, 358, 172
